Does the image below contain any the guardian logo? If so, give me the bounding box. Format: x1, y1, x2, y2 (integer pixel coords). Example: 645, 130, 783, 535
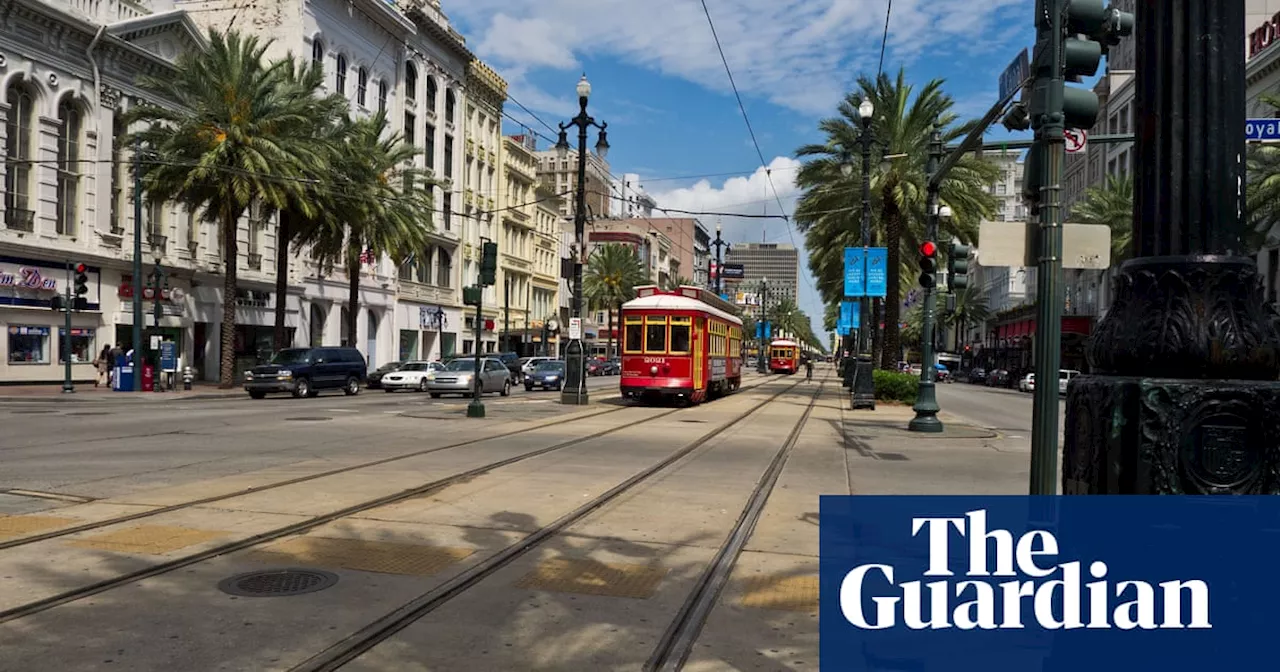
840, 510, 1212, 631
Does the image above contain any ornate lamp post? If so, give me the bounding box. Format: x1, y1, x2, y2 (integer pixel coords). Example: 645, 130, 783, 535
757, 276, 769, 374
710, 222, 730, 295
850, 98, 877, 410
555, 74, 609, 406
430, 306, 447, 360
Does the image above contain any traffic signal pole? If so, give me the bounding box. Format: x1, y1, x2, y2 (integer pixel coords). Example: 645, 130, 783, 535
908, 128, 945, 433
61, 261, 74, 394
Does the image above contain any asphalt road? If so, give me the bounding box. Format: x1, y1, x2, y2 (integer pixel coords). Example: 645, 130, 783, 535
935, 380, 1065, 440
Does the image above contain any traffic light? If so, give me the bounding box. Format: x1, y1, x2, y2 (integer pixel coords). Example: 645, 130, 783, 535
73, 263, 89, 311
479, 241, 498, 286
918, 241, 937, 289
463, 285, 482, 306
51, 295, 65, 311
948, 242, 971, 290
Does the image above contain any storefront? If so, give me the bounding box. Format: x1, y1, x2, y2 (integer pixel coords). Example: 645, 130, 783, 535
394, 302, 460, 362
984, 307, 1096, 377
191, 282, 289, 382
0, 256, 106, 384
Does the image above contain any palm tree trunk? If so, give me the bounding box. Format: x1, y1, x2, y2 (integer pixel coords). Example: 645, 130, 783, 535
218, 204, 239, 389
346, 249, 360, 349
881, 199, 903, 369
273, 211, 291, 352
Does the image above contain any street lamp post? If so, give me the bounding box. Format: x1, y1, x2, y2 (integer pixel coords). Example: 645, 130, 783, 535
710, 222, 730, 295
555, 74, 609, 406
756, 276, 769, 374
850, 99, 877, 410
542, 317, 559, 357
431, 306, 446, 360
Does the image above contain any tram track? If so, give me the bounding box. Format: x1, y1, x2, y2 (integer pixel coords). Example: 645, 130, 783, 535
287, 376, 815, 672
0, 376, 779, 625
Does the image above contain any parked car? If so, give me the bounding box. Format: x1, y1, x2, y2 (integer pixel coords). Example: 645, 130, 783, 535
1019, 373, 1035, 392
496, 352, 523, 383
968, 368, 987, 384
366, 361, 403, 389
427, 357, 512, 398
381, 361, 444, 392
603, 358, 621, 375
986, 369, 1011, 388
525, 360, 566, 391
520, 356, 554, 378
1059, 369, 1081, 394
244, 347, 366, 399
585, 359, 605, 376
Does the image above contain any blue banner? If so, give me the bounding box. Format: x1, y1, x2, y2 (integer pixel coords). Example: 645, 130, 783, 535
820, 496, 1280, 671
841, 300, 861, 331
865, 247, 888, 297
844, 248, 866, 297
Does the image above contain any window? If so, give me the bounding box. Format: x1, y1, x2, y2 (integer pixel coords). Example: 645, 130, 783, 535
59, 327, 95, 364
56, 98, 82, 236
444, 135, 454, 177
148, 199, 165, 246
669, 317, 691, 354
442, 191, 452, 232
405, 62, 418, 102
335, 54, 347, 95
426, 76, 437, 110
8, 326, 50, 363
404, 111, 416, 146
425, 124, 436, 170
437, 248, 452, 287
4, 82, 35, 231
644, 316, 667, 353
110, 115, 126, 233
377, 80, 387, 113
415, 247, 433, 284
311, 38, 324, 68
357, 67, 368, 107
399, 330, 418, 361
445, 89, 455, 123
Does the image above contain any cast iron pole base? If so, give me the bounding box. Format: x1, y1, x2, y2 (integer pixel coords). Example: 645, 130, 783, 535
908, 379, 944, 433
850, 355, 875, 410
560, 338, 590, 406
466, 400, 486, 418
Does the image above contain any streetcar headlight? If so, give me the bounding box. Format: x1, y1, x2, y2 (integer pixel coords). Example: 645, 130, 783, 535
650, 365, 658, 375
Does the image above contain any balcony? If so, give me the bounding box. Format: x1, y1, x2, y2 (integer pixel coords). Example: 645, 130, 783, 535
4, 208, 35, 233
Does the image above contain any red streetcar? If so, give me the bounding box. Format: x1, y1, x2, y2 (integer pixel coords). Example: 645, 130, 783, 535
769, 339, 801, 374
619, 285, 744, 404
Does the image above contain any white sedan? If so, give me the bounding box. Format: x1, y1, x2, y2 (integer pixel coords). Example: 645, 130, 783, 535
381, 361, 444, 392
1019, 373, 1035, 392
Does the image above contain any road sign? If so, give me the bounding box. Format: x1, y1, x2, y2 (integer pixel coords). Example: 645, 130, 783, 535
568, 317, 582, 340
720, 263, 745, 279
978, 220, 1113, 270
1246, 118, 1280, 141
999, 48, 1031, 101
1064, 129, 1088, 153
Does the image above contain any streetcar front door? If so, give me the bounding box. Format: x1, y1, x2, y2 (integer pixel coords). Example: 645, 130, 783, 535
693, 317, 705, 391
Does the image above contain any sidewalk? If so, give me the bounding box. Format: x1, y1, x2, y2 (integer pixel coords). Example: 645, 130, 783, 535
0, 381, 245, 403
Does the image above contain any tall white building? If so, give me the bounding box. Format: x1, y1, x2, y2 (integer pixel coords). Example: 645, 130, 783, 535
610, 173, 656, 219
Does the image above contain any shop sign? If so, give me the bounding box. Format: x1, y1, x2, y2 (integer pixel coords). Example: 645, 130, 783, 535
0, 266, 59, 291
1251, 13, 1280, 60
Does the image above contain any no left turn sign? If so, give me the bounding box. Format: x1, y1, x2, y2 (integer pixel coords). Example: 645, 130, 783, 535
1065, 129, 1088, 154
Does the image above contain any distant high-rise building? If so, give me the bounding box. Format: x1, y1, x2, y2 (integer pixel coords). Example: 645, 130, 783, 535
610, 173, 656, 219
724, 243, 799, 307
534, 148, 611, 221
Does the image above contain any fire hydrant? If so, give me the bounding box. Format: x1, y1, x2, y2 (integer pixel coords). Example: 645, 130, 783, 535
182, 366, 193, 391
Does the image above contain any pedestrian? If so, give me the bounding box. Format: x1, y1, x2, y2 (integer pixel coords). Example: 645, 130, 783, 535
94, 344, 111, 388
804, 355, 813, 382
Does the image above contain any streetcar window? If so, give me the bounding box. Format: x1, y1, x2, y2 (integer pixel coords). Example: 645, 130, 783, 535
624, 317, 644, 354
645, 317, 667, 353
670, 322, 691, 354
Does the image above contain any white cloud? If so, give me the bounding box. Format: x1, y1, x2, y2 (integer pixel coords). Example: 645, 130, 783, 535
450, 0, 1032, 118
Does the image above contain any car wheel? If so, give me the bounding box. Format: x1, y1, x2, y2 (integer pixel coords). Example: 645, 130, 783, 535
344, 377, 360, 395
419, 379, 429, 392
525, 384, 534, 392
292, 378, 310, 399
501, 380, 511, 396
384, 388, 395, 393
430, 392, 441, 398
248, 391, 266, 399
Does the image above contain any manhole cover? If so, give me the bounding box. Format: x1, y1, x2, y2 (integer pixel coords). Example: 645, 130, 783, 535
217, 568, 339, 597
285, 417, 332, 422
67, 411, 110, 416
9, 410, 56, 414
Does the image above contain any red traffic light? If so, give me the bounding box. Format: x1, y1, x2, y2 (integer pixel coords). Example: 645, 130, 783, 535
75, 263, 87, 273
920, 241, 937, 257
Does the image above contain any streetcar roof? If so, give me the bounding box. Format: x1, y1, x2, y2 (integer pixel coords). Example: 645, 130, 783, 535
621, 294, 743, 324
770, 339, 799, 347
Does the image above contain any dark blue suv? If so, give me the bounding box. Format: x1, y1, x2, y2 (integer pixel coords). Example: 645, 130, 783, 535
244, 347, 367, 399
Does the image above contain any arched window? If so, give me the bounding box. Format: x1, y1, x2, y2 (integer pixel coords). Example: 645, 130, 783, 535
335, 54, 347, 95
437, 248, 452, 287
357, 67, 368, 107
405, 62, 418, 103
444, 88, 455, 124
311, 38, 324, 68
426, 76, 437, 111
56, 98, 82, 236
3, 83, 35, 231
110, 114, 127, 233
377, 80, 387, 113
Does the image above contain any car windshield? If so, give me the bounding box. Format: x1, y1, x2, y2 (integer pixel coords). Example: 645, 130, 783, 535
535, 361, 564, 372
271, 349, 312, 365
376, 361, 401, 372
443, 359, 478, 372
400, 362, 432, 371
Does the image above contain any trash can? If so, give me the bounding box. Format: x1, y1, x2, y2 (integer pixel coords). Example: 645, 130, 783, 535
142, 364, 155, 392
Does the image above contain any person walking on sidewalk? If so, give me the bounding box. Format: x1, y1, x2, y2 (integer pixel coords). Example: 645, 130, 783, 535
804, 354, 813, 382
94, 344, 112, 388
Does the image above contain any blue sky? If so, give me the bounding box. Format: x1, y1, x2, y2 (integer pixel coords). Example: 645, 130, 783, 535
446, 0, 1040, 336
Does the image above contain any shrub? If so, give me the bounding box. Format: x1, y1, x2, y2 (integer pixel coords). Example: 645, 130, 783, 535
873, 369, 919, 403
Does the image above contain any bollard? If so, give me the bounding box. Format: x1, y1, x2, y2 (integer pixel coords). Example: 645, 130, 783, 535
182, 366, 193, 391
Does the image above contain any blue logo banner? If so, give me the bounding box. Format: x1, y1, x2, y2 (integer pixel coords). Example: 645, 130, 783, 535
841, 300, 861, 331
845, 248, 866, 297
865, 247, 888, 297
820, 496, 1279, 671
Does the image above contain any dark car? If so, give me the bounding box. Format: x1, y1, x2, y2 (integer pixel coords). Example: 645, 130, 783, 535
496, 351, 523, 382
968, 368, 987, 384
366, 360, 403, 389
244, 347, 366, 399
525, 360, 566, 391
986, 369, 1011, 388
585, 359, 604, 376
600, 358, 621, 375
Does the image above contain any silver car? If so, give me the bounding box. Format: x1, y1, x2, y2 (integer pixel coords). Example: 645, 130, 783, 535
427, 357, 512, 398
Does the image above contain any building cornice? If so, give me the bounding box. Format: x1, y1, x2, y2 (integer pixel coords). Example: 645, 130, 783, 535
1248, 44, 1280, 87
467, 59, 506, 111
404, 5, 473, 63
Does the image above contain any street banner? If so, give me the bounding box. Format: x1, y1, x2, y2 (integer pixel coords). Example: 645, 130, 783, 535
866, 247, 888, 297
844, 248, 866, 297
820, 495, 1279, 671
851, 301, 861, 329
841, 300, 861, 331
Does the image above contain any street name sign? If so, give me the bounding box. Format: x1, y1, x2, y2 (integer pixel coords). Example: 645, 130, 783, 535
999, 48, 1030, 101
1246, 118, 1280, 141
978, 220, 1112, 270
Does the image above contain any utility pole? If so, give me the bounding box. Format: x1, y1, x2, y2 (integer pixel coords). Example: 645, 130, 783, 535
909, 126, 945, 433
131, 143, 144, 390
467, 240, 499, 418
60, 261, 73, 393
502, 275, 510, 353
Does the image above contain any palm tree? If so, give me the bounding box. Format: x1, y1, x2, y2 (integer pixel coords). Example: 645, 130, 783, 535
948, 284, 991, 351
310, 112, 436, 345
1070, 173, 1133, 263
126, 29, 330, 387
584, 244, 647, 359
768, 298, 805, 339
794, 68, 999, 369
